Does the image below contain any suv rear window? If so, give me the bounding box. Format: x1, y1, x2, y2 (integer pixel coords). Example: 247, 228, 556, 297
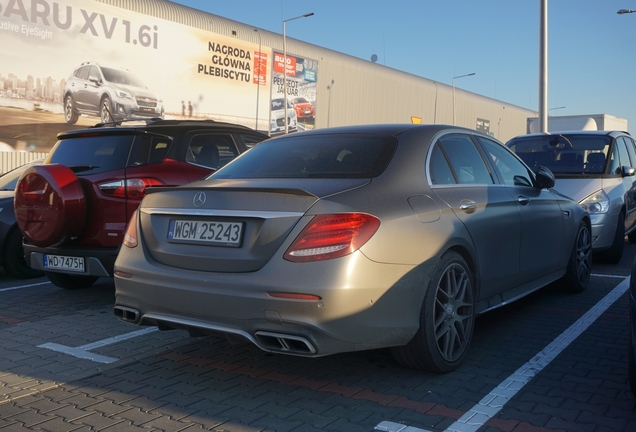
211, 134, 396, 179
49, 134, 173, 174
508, 134, 612, 174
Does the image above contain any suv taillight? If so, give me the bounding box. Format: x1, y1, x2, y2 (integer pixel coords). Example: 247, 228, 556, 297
98, 178, 164, 199
284, 213, 380, 263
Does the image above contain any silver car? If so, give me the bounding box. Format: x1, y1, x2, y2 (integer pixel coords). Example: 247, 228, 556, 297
114, 124, 591, 373
507, 131, 636, 264
269, 98, 297, 135
63, 62, 164, 125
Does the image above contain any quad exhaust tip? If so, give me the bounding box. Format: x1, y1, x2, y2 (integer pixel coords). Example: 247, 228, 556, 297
113, 306, 140, 323
254, 331, 316, 354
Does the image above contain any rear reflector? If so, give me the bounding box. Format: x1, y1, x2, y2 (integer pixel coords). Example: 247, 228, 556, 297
267, 292, 322, 301
284, 213, 380, 263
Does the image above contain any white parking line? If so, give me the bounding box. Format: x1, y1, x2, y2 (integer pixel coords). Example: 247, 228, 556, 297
0, 281, 51, 292
375, 274, 631, 432
38, 327, 158, 364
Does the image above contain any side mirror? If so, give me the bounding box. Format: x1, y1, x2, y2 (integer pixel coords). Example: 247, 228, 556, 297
622, 166, 635, 177
535, 165, 556, 189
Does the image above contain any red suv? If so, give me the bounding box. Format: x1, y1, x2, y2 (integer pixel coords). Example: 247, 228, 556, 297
15, 119, 267, 289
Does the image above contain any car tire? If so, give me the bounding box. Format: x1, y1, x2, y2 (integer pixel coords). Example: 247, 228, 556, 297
100, 97, 113, 123
64, 95, 79, 125
598, 212, 625, 264
46, 271, 98, 290
391, 251, 474, 373
15, 164, 86, 247
2, 228, 43, 279
559, 221, 592, 293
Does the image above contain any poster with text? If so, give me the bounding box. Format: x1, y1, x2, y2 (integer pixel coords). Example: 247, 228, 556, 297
270, 51, 317, 135
0, 0, 271, 151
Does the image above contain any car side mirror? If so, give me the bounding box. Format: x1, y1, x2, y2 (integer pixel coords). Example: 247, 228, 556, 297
535, 165, 556, 189
622, 166, 635, 177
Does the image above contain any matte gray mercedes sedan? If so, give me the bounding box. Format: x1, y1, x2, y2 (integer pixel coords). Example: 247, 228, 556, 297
114, 124, 592, 373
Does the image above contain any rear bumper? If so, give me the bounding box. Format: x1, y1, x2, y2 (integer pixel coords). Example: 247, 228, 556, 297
24, 243, 119, 277
114, 243, 432, 357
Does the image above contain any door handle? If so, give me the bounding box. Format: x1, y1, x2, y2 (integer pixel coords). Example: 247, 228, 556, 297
460, 200, 477, 214
518, 196, 530, 206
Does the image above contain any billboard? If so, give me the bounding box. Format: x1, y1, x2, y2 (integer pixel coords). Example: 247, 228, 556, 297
0, 0, 313, 151
270, 51, 317, 136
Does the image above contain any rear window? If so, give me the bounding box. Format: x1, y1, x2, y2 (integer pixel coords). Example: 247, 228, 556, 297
210, 133, 397, 179
507, 134, 612, 174
49, 135, 136, 174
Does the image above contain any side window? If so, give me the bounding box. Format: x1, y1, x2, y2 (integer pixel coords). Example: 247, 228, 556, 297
77, 66, 89, 80
186, 134, 239, 169
615, 138, 631, 171
129, 135, 172, 166
624, 137, 636, 169
241, 134, 266, 150
476, 136, 533, 187
430, 145, 456, 185
437, 134, 494, 184
88, 66, 100, 83
609, 145, 621, 175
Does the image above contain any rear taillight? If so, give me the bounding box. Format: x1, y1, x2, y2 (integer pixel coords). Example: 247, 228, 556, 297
98, 178, 164, 199
123, 211, 138, 248
284, 213, 380, 263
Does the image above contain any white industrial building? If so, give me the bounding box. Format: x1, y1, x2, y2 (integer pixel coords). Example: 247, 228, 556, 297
1, 0, 626, 151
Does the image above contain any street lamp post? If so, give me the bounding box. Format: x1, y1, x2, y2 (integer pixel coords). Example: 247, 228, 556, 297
254, 28, 261, 131
283, 12, 314, 134
452, 72, 475, 125
539, 0, 548, 133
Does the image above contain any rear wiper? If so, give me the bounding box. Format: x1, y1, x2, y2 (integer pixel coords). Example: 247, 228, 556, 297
69, 165, 100, 173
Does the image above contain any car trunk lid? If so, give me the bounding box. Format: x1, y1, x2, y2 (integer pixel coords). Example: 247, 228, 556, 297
138, 178, 370, 272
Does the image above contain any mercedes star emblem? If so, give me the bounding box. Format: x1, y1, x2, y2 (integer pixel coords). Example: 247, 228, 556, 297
193, 192, 206, 207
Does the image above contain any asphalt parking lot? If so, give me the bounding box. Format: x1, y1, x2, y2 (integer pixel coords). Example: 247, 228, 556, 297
0, 243, 635, 432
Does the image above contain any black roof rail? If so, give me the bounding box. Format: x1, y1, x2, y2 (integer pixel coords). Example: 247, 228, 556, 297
145, 119, 218, 126
90, 117, 164, 128
89, 117, 255, 131
145, 119, 254, 130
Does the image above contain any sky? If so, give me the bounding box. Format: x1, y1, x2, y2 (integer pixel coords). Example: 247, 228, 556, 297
170, 0, 636, 133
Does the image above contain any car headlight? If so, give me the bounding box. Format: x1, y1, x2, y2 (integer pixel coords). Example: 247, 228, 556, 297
579, 190, 610, 214
117, 91, 133, 99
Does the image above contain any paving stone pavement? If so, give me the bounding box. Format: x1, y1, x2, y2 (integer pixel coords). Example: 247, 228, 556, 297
0, 248, 636, 431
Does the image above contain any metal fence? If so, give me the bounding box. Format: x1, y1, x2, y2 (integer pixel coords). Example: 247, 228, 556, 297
0, 152, 49, 174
